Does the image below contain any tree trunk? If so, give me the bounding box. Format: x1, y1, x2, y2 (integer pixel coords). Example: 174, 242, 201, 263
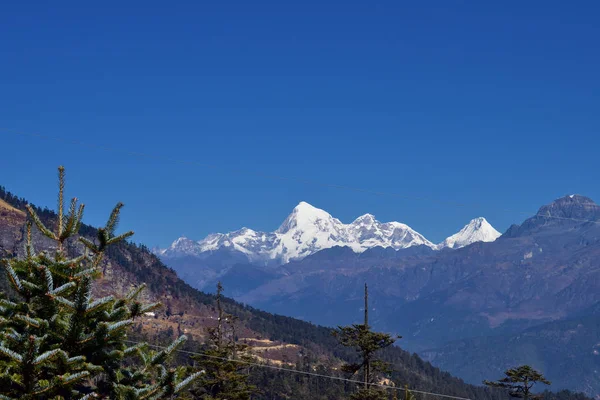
364, 283, 369, 389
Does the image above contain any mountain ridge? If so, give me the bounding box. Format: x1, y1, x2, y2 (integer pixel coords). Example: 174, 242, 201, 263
157, 201, 501, 264
1, 184, 597, 397
505, 194, 600, 238
440, 217, 501, 249
162, 194, 600, 396
0, 184, 541, 400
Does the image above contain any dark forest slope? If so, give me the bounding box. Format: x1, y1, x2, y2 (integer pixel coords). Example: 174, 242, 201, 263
0, 185, 591, 400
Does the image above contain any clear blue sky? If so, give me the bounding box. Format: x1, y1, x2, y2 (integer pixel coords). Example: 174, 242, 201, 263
1, 1, 599, 247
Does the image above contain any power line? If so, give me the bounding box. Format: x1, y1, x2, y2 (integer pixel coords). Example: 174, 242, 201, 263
124, 340, 472, 400
4, 128, 585, 398
2, 128, 583, 397
4, 129, 600, 227
0, 129, 528, 213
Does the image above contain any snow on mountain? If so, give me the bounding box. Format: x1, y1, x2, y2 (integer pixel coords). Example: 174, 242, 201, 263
157, 202, 500, 263
348, 213, 434, 251
159, 236, 203, 257
271, 201, 356, 260
438, 217, 501, 249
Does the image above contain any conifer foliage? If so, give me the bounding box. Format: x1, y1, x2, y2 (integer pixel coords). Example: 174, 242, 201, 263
190, 282, 257, 400
484, 365, 551, 400
0, 167, 200, 399
333, 284, 398, 400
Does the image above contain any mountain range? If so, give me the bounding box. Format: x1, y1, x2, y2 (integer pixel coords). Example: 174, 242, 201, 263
155, 201, 501, 265
1, 180, 598, 397
156, 195, 600, 397
0, 183, 559, 400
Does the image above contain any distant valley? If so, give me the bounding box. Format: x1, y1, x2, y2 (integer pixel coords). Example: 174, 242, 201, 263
0, 183, 546, 400
156, 195, 600, 396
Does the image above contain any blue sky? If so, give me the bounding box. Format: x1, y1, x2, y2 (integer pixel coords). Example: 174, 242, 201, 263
1, 1, 599, 247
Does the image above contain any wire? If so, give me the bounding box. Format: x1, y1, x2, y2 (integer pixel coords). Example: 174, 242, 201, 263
0, 129, 529, 213
5, 128, 599, 228
529, 213, 600, 225
1, 128, 579, 398
4, 128, 577, 398
123, 339, 472, 400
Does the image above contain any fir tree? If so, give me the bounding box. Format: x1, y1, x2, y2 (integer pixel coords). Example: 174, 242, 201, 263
484, 365, 551, 400
0, 166, 201, 399
190, 282, 257, 400
333, 284, 398, 400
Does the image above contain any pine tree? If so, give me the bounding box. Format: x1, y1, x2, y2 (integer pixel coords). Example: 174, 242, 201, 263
190, 282, 257, 400
333, 284, 399, 400
0, 166, 201, 399
484, 365, 551, 400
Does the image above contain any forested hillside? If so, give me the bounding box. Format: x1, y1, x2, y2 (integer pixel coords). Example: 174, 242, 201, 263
0, 185, 592, 400
159, 196, 600, 396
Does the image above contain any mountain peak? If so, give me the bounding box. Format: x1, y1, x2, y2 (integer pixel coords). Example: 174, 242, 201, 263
504, 195, 600, 238
352, 213, 377, 225
546, 194, 596, 205
468, 217, 489, 227
439, 217, 501, 249
277, 202, 336, 234
157, 235, 204, 257
290, 201, 332, 220
172, 236, 193, 245
294, 201, 318, 210
552, 194, 595, 204
160, 201, 443, 264
536, 195, 600, 220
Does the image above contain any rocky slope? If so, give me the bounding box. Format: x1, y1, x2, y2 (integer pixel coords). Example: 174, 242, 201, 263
421, 310, 600, 397
0, 185, 518, 400
2, 183, 596, 397
178, 195, 600, 396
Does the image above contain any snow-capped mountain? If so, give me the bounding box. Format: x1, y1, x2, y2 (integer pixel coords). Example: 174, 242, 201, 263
438, 217, 501, 249
271, 202, 435, 261
157, 202, 500, 264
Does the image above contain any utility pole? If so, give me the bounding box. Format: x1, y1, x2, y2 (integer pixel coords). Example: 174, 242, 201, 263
216, 281, 223, 349
364, 283, 369, 390
364, 283, 369, 328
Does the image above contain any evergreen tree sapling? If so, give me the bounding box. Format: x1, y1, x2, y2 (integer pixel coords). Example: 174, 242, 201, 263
332, 284, 399, 400
0, 166, 201, 399
403, 385, 416, 400
190, 282, 257, 400
484, 365, 551, 400
391, 385, 415, 400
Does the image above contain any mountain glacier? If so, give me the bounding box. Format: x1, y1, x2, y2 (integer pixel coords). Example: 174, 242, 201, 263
157, 201, 501, 264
